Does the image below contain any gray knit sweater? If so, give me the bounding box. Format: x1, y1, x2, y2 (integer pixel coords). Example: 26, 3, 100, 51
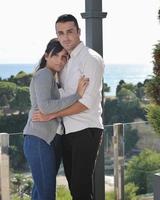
23, 67, 80, 144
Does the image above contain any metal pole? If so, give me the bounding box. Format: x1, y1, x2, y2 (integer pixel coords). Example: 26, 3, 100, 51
81, 1, 107, 200
154, 173, 160, 199
113, 123, 124, 200
0, 133, 10, 200
81, 0, 107, 55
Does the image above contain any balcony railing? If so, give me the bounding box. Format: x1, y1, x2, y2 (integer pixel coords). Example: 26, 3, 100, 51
1, 121, 160, 200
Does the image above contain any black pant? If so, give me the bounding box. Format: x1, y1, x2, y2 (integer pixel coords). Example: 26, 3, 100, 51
62, 128, 103, 200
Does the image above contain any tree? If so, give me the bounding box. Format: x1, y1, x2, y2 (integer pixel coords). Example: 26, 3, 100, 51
11, 71, 32, 87
117, 88, 137, 101
9, 134, 27, 171
124, 183, 138, 200
145, 9, 160, 135
0, 94, 9, 107
124, 125, 139, 156
0, 113, 28, 133
103, 82, 110, 93
145, 74, 160, 105
125, 149, 160, 194
10, 86, 30, 113
135, 82, 145, 101
116, 80, 125, 95
0, 81, 17, 106
146, 104, 160, 134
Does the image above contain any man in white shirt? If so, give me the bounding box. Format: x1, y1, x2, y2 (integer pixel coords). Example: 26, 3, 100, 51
32, 14, 104, 200
55, 14, 105, 200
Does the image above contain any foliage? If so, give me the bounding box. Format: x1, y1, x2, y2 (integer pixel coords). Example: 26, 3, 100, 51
117, 88, 137, 101
103, 96, 146, 125
124, 183, 138, 200
124, 125, 139, 156
103, 99, 119, 124
125, 149, 160, 194
103, 80, 147, 126
0, 113, 28, 133
146, 104, 160, 135
11, 194, 30, 200
145, 42, 160, 104
9, 134, 28, 171
145, 40, 160, 135
105, 191, 115, 200
0, 81, 17, 106
10, 86, 31, 113
152, 42, 160, 76
116, 80, 125, 95
116, 80, 148, 102
0, 71, 31, 115
135, 82, 145, 100
145, 75, 160, 105
103, 82, 110, 93
56, 186, 72, 200
0, 94, 9, 107
11, 174, 33, 199
144, 13, 160, 134
9, 71, 32, 87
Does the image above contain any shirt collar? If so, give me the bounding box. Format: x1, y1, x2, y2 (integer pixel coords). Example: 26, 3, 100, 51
70, 42, 84, 58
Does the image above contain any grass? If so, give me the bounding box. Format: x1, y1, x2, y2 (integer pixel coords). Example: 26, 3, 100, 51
56, 185, 71, 200
56, 186, 114, 200
11, 185, 114, 200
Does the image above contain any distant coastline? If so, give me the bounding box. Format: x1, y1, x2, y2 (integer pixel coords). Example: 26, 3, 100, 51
0, 63, 153, 96
0, 63, 37, 79
104, 63, 153, 96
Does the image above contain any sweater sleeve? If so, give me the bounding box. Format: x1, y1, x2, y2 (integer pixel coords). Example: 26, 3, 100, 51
34, 69, 80, 114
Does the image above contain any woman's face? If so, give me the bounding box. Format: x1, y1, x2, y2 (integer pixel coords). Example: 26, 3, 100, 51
45, 49, 68, 72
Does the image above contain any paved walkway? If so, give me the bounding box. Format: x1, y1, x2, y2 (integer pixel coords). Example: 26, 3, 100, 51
57, 175, 114, 192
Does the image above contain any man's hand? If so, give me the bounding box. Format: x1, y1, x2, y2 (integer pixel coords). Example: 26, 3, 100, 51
32, 110, 56, 122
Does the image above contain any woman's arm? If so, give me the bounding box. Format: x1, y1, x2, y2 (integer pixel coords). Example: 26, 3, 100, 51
34, 70, 88, 114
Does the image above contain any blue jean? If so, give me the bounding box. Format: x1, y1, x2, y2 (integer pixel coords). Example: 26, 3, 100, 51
23, 134, 62, 200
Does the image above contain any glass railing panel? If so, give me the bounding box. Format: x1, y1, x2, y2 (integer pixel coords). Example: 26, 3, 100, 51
4, 122, 158, 200
9, 133, 31, 200
104, 125, 115, 199
123, 121, 159, 200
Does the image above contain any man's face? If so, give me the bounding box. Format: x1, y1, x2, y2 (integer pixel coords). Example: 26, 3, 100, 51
56, 21, 80, 53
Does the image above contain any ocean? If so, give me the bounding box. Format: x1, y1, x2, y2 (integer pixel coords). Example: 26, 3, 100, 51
0, 63, 153, 96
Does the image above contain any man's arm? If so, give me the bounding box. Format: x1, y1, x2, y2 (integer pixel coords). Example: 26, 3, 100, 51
55, 101, 87, 117
32, 101, 88, 121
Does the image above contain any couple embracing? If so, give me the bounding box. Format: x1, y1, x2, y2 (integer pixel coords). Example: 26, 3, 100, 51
23, 14, 104, 200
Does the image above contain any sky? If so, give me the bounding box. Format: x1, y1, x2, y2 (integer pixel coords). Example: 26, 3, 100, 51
0, 0, 159, 65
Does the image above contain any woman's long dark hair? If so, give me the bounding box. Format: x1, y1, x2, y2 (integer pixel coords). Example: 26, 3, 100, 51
36, 38, 64, 71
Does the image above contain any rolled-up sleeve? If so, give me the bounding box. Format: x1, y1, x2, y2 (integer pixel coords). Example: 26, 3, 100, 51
34, 70, 80, 114
79, 56, 104, 109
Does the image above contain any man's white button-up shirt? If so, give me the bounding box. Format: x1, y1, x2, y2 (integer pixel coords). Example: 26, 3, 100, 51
60, 42, 105, 134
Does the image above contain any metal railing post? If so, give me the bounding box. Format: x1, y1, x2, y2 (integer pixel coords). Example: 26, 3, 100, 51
113, 123, 124, 200
0, 133, 10, 200
154, 173, 160, 199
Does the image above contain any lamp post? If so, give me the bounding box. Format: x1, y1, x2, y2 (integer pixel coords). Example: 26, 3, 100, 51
81, 1, 107, 199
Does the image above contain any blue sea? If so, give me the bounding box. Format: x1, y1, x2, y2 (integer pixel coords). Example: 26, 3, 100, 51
0, 63, 153, 96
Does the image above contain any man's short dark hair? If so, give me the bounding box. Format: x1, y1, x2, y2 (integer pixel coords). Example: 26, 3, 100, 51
56, 14, 79, 31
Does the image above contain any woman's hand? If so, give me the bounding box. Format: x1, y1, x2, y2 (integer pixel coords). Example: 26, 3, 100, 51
32, 110, 56, 121
76, 75, 89, 97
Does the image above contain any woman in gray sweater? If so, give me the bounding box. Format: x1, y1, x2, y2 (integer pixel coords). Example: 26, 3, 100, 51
23, 38, 88, 200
